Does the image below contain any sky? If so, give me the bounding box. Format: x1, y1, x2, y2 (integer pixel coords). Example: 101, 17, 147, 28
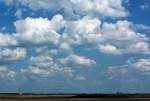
0, 0, 150, 93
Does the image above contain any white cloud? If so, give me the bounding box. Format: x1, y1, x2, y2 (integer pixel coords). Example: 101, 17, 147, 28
108, 58, 150, 78
0, 66, 17, 78
101, 20, 147, 41
30, 55, 54, 68
18, 0, 128, 18
59, 42, 72, 51
126, 41, 150, 54
0, 0, 150, 83
63, 18, 150, 55
98, 44, 121, 55
60, 54, 96, 67
0, 33, 18, 47
50, 14, 65, 31
19, 0, 59, 10
72, 0, 127, 18
26, 66, 54, 78
15, 17, 51, 33
135, 24, 150, 30
135, 24, 150, 33
12, 14, 150, 56
0, 48, 26, 61
21, 55, 74, 78
108, 65, 128, 79
107, 59, 150, 89
98, 20, 150, 55
21, 54, 96, 79
14, 16, 63, 45
63, 16, 102, 44
132, 59, 150, 73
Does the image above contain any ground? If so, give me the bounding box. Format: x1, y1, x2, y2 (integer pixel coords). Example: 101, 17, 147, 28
1, 94, 150, 101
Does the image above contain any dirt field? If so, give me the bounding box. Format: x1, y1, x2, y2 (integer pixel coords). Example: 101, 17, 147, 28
1, 98, 150, 101
1, 94, 150, 101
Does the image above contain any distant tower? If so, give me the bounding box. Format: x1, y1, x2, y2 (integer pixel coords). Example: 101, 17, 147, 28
18, 88, 22, 95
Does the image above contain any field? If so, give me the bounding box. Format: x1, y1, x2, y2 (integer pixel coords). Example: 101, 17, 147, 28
1, 94, 150, 101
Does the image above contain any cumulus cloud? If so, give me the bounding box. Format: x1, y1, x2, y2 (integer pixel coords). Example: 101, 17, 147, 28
50, 14, 65, 31
62, 0, 128, 18
135, 24, 150, 33
12, 13, 150, 56
0, 0, 150, 87
97, 20, 150, 55
0, 66, 17, 78
63, 18, 150, 55
0, 14, 149, 80
14, 15, 65, 45
21, 55, 74, 78
101, 20, 147, 41
108, 58, 150, 78
18, 0, 128, 18
63, 16, 102, 44
30, 55, 54, 68
60, 54, 96, 67
108, 65, 129, 79
98, 44, 121, 55
0, 33, 18, 47
132, 59, 150, 73
21, 54, 96, 80
106, 58, 150, 91
0, 48, 26, 62
19, 0, 59, 10
59, 42, 72, 51
126, 41, 150, 54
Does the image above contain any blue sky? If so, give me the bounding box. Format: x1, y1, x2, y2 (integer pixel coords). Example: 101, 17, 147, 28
0, 0, 150, 93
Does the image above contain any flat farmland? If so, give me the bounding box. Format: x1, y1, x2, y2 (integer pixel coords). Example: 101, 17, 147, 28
1, 94, 150, 101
